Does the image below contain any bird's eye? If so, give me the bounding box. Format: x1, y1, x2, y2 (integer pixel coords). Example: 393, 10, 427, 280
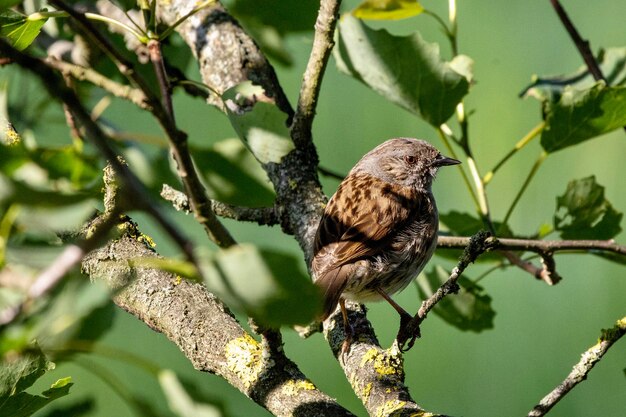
404, 155, 416, 165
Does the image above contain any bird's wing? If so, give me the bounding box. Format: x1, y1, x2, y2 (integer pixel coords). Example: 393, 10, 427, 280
312, 174, 418, 318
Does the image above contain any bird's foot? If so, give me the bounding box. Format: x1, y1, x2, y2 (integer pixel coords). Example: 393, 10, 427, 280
396, 312, 420, 352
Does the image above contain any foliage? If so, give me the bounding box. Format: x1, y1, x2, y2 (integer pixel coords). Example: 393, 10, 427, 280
0, 0, 624, 416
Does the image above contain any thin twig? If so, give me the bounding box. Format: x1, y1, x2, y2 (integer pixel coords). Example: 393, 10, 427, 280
398, 231, 494, 350
0, 39, 197, 264
161, 184, 280, 226
549, 0, 626, 134
527, 317, 626, 417
317, 165, 345, 180
45, 57, 150, 110
146, 39, 236, 248
54, 0, 235, 248
437, 235, 626, 256
49, 0, 160, 110
290, 0, 342, 148
549, 0, 605, 82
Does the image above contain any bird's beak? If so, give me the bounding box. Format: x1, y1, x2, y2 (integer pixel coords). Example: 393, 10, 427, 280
434, 155, 461, 167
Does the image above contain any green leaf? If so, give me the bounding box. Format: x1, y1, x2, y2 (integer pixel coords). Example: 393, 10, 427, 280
223, 82, 295, 165
0, 345, 52, 396
334, 15, 470, 126
416, 266, 495, 332
193, 138, 275, 207
540, 82, 626, 153
31, 278, 113, 351
554, 176, 622, 240
199, 244, 322, 326
352, 0, 424, 21
0, 345, 72, 417
521, 47, 626, 100
159, 370, 223, 417
0, 9, 47, 51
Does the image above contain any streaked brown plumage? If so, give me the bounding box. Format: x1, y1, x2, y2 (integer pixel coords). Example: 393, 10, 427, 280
311, 138, 460, 350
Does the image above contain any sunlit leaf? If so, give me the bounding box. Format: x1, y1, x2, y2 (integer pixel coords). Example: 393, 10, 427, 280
159, 370, 223, 417
554, 176, 622, 240
352, 0, 424, 21
223, 82, 295, 165
0, 345, 72, 417
0, 9, 47, 51
32, 278, 113, 351
416, 266, 495, 332
540, 82, 626, 153
199, 244, 321, 326
334, 15, 470, 126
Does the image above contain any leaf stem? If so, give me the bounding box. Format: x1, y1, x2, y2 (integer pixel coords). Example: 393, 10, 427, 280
484, 121, 545, 184
502, 151, 547, 227
436, 126, 481, 213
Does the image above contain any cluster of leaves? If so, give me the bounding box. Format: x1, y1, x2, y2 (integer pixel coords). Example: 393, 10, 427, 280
330, 0, 625, 330
0, 0, 624, 415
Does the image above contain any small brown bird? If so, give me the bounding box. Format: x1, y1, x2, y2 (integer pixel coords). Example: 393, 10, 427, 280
312, 138, 460, 351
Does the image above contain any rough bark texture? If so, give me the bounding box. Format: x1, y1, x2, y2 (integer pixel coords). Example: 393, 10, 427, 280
82, 221, 354, 417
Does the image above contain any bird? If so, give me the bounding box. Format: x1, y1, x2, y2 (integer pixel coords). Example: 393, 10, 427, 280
311, 138, 460, 353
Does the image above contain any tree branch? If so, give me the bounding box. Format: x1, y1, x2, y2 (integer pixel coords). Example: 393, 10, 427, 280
527, 316, 626, 417
437, 235, 626, 256
81, 217, 355, 417
44, 57, 150, 110
52, 0, 237, 249
548, 0, 606, 82
0, 39, 197, 265
161, 184, 280, 226
323, 304, 449, 417
290, 0, 342, 149
398, 231, 495, 350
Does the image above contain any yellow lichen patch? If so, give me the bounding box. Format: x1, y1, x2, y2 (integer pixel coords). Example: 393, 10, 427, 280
173, 275, 182, 285
361, 348, 403, 378
288, 179, 298, 190
3, 123, 21, 146
360, 348, 379, 367
282, 379, 316, 396
225, 334, 264, 389
362, 382, 373, 403
375, 399, 406, 417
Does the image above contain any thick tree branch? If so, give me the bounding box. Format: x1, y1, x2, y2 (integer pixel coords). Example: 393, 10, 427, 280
81, 218, 355, 417
155, 0, 324, 261
527, 316, 626, 417
323, 304, 449, 417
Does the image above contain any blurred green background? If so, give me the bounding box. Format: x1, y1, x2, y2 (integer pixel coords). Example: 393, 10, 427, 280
27, 0, 626, 416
